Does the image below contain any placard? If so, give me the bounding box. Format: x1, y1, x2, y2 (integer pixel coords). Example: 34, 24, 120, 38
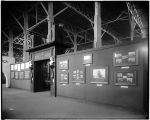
19, 72, 24, 79
24, 71, 30, 79
59, 71, 69, 84
83, 53, 92, 65
72, 68, 85, 83
15, 72, 19, 79
59, 60, 68, 69
90, 66, 108, 84
11, 72, 15, 79
114, 71, 136, 85
113, 49, 138, 66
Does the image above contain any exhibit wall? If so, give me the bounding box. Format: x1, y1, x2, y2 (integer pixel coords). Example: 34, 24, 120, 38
56, 40, 148, 112
2, 56, 15, 87
10, 62, 31, 90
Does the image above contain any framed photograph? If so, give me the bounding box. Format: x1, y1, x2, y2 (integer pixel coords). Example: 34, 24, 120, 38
113, 49, 138, 66
72, 67, 85, 83
59, 60, 68, 69
11, 72, 15, 79
114, 71, 137, 86
19, 71, 24, 79
90, 66, 108, 84
59, 70, 69, 84
82, 53, 92, 65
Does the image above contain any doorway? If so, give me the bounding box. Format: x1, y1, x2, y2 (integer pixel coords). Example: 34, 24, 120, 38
34, 60, 51, 92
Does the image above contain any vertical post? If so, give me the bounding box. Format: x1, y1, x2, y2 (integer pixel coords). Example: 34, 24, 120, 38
8, 30, 13, 57
23, 12, 29, 62
74, 34, 77, 52
47, 2, 54, 42
94, 1, 102, 48
130, 15, 136, 41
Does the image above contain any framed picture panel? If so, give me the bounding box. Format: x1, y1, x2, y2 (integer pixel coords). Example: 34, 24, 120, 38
72, 67, 85, 83
114, 71, 137, 86
82, 53, 92, 65
59, 60, 69, 70
59, 70, 69, 84
15, 72, 19, 79
113, 49, 138, 66
19, 71, 24, 79
90, 66, 108, 84
24, 71, 30, 79
11, 72, 15, 79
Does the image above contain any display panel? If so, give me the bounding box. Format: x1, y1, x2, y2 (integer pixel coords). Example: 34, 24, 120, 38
113, 49, 138, 66
15, 72, 19, 79
11, 72, 15, 79
59, 60, 68, 69
18, 64, 21, 71
24, 71, 30, 79
19, 72, 24, 79
90, 66, 108, 84
59, 70, 69, 84
25, 62, 30, 69
11, 65, 14, 70
114, 71, 136, 85
83, 53, 92, 65
21, 63, 25, 69
72, 67, 85, 83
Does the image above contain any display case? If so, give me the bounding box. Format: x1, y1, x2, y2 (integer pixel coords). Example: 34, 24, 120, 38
90, 66, 108, 84
114, 71, 137, 86
59, 60, 69, 69
72, 67, 85, 83
113, 49, 138, 66
59, 70, 69, 84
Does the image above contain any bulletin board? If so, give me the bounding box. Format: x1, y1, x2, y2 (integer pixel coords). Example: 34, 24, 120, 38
114, 71, 137, 86
72, 67, 85, 83
113, 49, 138, 66
90, 66, 108, 84
59, 70, 69, 84
59, 60, 69, 69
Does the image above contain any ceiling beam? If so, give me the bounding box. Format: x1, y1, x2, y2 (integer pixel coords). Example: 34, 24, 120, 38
40, 2, 48, 16
11, 14, 24, 30
54, 6, 69, 18
63, 2, 94, 24
27, 17, 47, 31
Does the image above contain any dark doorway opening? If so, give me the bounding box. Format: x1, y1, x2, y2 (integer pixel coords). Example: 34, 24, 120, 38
34, 60, 51, 92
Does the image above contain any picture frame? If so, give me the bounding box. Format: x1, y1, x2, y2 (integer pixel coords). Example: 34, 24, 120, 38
114, 71, 137, 86
59, 70, 69, 84
90, 66, 108, 84
113, 49, 138, 66
82, 53, 92, 65
72, 67, 85, 83
59, 60, 69, 70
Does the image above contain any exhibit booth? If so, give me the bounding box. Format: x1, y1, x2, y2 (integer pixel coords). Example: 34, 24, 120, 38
56, 39, 148, 113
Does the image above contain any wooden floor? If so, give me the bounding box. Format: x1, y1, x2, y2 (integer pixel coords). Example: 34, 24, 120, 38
2, 85, 146, 119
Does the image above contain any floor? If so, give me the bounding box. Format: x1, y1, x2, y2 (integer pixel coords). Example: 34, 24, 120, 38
2, 86, 146, 119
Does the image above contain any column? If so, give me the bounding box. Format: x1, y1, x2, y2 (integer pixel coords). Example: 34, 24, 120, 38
47, 2, 54, 42
94, 2, 102, 48
9, 30, 13, 57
